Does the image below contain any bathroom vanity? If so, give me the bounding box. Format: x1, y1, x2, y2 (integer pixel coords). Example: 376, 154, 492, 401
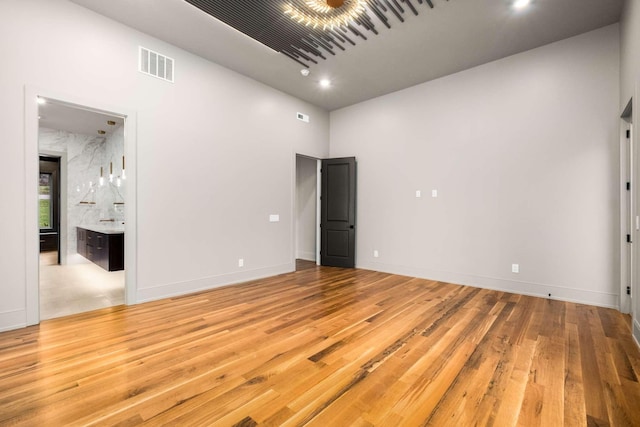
77, 226, 124, 271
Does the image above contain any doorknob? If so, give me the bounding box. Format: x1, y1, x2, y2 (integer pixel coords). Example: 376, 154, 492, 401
350, 225, 354, 229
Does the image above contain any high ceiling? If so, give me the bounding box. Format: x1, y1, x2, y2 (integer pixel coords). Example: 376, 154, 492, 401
70, 0, 624, 111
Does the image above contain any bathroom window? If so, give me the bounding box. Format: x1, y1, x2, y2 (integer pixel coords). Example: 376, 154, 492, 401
39, 173, 52, 229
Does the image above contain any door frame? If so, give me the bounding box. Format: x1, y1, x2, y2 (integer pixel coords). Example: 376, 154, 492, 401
292, 153, 357, 269
39, 151, 68, 265
621, 97, 634, 316
621, 118, 633, 314
38, 156, 61, 257
634, 94, 640, 349
293, 153, 322, 267
24, 85, 138, 326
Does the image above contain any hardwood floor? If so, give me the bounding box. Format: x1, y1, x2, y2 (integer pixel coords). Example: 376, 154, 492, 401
1, 264, 639, 426
296, 259, 318, 271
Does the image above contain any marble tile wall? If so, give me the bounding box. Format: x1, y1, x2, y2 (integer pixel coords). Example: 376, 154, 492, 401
99, 125, 126, 224
39, 125, 126, 260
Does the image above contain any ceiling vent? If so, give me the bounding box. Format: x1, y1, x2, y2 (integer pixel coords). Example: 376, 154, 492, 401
139, 46, 174, 83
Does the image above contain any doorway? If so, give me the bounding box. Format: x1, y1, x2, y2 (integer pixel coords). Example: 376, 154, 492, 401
36, 97, 128, 320
295, 155, 320, 271
39, 156, 61, 264
294, 154, 357, 270
622, 98, 633, 315
25, 87, 138, 326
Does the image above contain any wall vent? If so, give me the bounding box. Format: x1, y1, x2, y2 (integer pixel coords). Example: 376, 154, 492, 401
139, 46, 174, 83
297, 112, 309, 123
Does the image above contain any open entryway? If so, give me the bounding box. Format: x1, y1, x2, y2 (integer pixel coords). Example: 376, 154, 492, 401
31, 95, 134, 321
295, 155, 320, 270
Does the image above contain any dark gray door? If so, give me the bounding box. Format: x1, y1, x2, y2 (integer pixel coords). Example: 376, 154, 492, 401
321, 157, 356, 268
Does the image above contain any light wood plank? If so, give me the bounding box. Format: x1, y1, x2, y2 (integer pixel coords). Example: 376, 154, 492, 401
0, 262, 639, 426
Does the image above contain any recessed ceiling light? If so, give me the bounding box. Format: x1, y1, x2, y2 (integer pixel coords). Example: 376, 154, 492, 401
320, 79, 331, 88
36, 97, 46, 105
513, 0, 531, 9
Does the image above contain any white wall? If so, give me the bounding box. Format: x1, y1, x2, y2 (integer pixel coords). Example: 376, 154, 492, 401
0, 0, 329, 331
330, 25, 620, 307
296, 156, 317, 261
621, 0, 640, 346
621, 0, 640, 108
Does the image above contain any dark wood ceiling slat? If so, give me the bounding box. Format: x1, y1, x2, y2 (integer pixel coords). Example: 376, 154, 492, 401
183, 0, 444, 66
332, 28, 357, 46
391, 0, 405, 14
403, 0, 419, 16
382, 0, 404, 22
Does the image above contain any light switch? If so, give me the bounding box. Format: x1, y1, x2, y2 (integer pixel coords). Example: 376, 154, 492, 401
415, 190, 421, 198
432, 189, 438, 198
269, 214, 280, 222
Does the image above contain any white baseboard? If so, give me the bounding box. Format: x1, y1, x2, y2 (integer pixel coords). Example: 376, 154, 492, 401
634, 318, 640, 350
136, 262, 295, 303
358, 261, 619, 309
0, 309, 27, 332
2, 262, 625, 334
296, 251, 316, 262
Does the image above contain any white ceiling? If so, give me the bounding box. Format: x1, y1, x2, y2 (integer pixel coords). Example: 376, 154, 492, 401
39, 100, 124, 137
69, 0, 623, 111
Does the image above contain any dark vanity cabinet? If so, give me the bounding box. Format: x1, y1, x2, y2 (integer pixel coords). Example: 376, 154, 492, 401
77, 228, 87, 258
77, 227, 124, 271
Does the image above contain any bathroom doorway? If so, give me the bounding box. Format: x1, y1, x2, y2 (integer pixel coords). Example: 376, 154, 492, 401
37, 99, 126, 320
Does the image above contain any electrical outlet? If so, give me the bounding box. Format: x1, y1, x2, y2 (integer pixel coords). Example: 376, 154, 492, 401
238, 258, 244, 267
373, 250, 379, 258
512, 264, 519, 273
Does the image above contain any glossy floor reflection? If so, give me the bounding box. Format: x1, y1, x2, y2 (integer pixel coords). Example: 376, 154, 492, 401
39, 252, 124, 320
2, 265, 639, 425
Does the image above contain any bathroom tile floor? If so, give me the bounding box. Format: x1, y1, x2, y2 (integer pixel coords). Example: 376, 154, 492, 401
39, 252, 124, 320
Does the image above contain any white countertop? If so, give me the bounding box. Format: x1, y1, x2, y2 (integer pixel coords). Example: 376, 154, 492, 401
78, 224, 125, 235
